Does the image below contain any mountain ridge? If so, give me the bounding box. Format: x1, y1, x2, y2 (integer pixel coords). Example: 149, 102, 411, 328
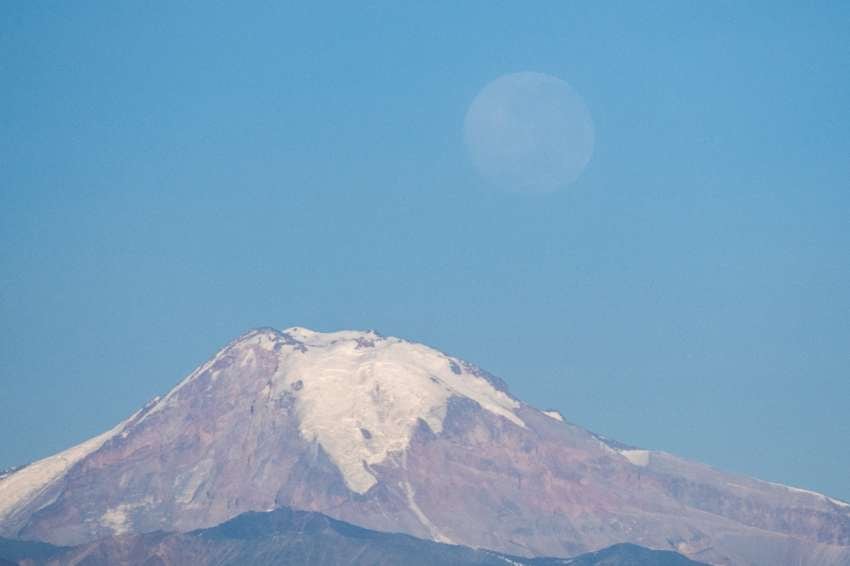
1, 506, 710, 566
1, 327, 848, 565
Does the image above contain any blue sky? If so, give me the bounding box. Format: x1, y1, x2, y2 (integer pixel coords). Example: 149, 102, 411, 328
1, 3, 848, 500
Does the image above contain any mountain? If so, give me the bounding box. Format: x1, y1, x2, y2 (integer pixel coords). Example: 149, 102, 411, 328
563, 544, 710, 566
1, 327, 848, 565
1, 507, 709, 566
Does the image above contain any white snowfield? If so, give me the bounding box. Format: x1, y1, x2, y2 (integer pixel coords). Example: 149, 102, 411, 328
620, 449, 651, 467
542, 410, 564, 422
0, 411, 138, 523
766, 481, 850, 509
257, 327, 525, 493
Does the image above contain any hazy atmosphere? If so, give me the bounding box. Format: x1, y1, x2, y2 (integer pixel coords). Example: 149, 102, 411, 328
2, 0, 848, 514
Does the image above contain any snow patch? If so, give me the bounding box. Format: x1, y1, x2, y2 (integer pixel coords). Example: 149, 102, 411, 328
100, 498, 152, 535
267, 328, 524, 494
543, 410, 564, 422
620, 449, 650, 467
765, 480, 850, 509
731, 479, 849, 510
495, 556, 526, 566
101, 505, 131, 535
0, 412, 138, 522
174, 458, 214, 505
402, 481, 453, 544
239, 347, 256, 368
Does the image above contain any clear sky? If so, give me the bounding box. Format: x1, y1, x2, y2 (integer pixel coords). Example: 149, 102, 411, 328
1, 3, 848, 501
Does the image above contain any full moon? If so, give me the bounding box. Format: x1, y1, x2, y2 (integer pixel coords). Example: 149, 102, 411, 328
464, 72, 595, 193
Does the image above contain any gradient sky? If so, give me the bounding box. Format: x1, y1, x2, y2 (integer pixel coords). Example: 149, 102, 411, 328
1, 2, 848, 501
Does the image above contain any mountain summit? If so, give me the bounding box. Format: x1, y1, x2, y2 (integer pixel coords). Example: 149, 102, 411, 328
1, 327, 848, 565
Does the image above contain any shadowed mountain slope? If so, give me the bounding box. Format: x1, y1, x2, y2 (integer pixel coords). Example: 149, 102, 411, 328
1, 507, 709, 566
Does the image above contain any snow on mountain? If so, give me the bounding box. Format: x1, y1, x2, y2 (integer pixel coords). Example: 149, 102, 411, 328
1, 327, 848, 566
0, 410, 139, 524
542, 410, 564, 422
619, 449, 650, 467
143, 327, 524, 494
270, 327, 523, 492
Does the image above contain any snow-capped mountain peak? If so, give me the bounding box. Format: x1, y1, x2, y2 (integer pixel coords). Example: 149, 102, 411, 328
213, 327, 525, 493
1, 327, 848, 566
130, 327, 525, 494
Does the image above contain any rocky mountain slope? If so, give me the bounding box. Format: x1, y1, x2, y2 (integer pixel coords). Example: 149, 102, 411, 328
1, 507, 708, 566
1, 327, 848, 565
